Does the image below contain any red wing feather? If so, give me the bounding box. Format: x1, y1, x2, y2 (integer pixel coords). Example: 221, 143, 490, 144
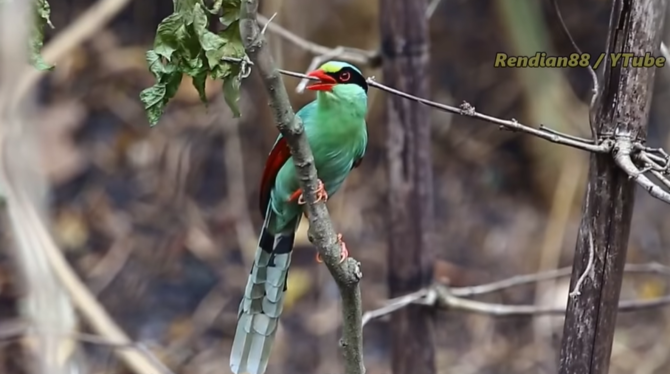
259, 137, 292, 217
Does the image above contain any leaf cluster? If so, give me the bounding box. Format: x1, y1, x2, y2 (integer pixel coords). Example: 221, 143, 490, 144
139, 0, 247, 125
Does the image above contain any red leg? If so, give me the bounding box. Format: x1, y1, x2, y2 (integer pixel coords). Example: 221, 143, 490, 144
288, 179, 328, 205
316, 233, 349, 264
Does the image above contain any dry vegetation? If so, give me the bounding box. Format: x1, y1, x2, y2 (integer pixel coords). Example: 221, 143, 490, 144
2, 0, 670, 374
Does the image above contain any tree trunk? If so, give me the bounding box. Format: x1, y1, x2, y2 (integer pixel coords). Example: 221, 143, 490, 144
558, 0, 666, 373
380, 1, 436, 374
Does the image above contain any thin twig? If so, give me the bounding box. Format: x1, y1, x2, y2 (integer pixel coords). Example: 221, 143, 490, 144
366, 77, 612, 154
363, 272, 670, 324
362, 261, 670, 325
361, 289, 429, 326
256, 14, 376, 65
551, 0, 600, 140
651, 170, 670, 190
362, 284, 670, 322
87, 235, 132, 295
569, 230, 595, 297
257, 0, 443, 78
448, 261, 670, 298
436, 285, 670, 316
538, 124, 594, 144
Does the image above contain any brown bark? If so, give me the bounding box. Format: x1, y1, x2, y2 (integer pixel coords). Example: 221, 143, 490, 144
558, 0, 667, 373
380, 0, 435, 374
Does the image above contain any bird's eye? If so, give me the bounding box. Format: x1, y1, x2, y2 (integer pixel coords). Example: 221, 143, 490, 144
339, 71, 351, 82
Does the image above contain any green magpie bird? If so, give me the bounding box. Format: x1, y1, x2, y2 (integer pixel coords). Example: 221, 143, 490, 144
230, 60, 369, 374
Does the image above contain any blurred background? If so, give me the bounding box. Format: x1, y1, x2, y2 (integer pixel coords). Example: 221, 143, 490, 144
2, 0, 670, 373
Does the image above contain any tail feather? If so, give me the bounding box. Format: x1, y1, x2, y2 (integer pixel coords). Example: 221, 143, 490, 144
230, 212, 299, 374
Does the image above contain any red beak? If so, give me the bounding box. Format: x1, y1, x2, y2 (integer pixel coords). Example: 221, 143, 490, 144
306, 69, 337, 91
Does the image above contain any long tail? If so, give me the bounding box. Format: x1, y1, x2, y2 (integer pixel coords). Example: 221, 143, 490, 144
230, 211, 299, 374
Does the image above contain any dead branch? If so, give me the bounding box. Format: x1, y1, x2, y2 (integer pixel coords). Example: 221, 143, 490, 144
361, 262, 670, 325
449, 262, 670, 297
239, 3, 365, 374
257, 14, 376, 66
367, 78, 611, 154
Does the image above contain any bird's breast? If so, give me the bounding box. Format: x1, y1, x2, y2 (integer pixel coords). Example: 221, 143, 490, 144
309, 133, 365, 194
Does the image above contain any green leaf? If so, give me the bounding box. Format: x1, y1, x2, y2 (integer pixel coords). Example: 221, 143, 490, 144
219, 0, 241, 27
139, 71, 183, 126
223, 74, 241, 117
206, 0, 224, 14
30, 0, 54, 71
139, 50, 184, 125
140, 84, 168, 126
35, 0, 54, 28
154, 13, 183, 60
141, 0, 250, 125
219, 22, 245, 59
192, 73, 208, 103
165, 69, 184, 98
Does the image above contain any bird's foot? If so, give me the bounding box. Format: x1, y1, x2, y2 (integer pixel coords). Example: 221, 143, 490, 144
316, 233, 349, 264
289, 179, 328, 205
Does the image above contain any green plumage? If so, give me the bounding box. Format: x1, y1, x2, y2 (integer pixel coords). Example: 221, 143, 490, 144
230, 61, 368, 374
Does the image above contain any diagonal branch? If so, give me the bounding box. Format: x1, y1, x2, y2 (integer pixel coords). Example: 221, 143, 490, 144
257, 14, 377, 66
239, 5, 365, 374
366, 78, 611, 154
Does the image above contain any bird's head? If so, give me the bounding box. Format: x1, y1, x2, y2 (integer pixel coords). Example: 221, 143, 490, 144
306, 61, 368, 100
